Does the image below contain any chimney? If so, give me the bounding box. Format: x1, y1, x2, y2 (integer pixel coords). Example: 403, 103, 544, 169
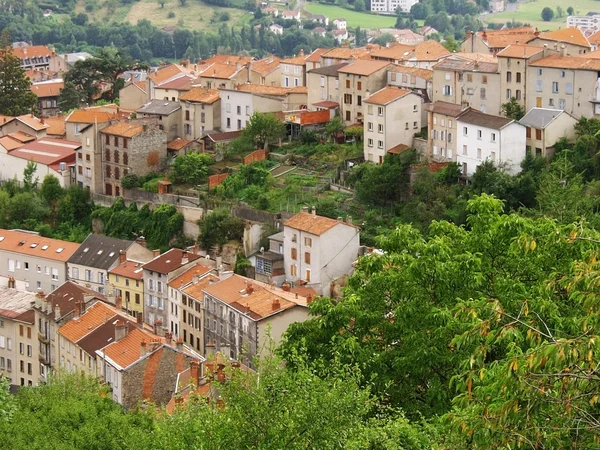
115, 296, 122, 310
346, 216, 353, 225
181, 251, 189, 265
176, 337, 183, 350
153, 249, 160, 257
165, 332, 173, 343
246, 282, 254, 295
302, 206, 309, 213
74, 300, 82, 319
534, 28, 540, 37
140, 340, 147, 356
190, 361, 199, 385
299, 49, 304, 57
154, 319, 163, 336
54, 304, 61, 321
136, 313, 143, 325
561, 44, 567, 56
115, 320, 128, 342
337, 216, 343, 222
311, 206, 316, 217
307, 294, 313, 304
206, 341, 216, 357
216, 256, 222, 272
282, 282, 291, 292
192, 273, 200, 284
272, 298, 280, 311
119, 250, 126, 263
7, 277, 15, 289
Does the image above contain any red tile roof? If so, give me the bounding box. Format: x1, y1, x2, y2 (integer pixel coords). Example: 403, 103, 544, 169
0, 136, 23, 151
179, 87, 220, 103
168, 263, 213, 288
12, 45, 54, 60
30, 81, 63, 98
337, 60, 391, 76
364, 87, 412, 106
108, 259, 145, 280
250, 57, 281, 77
0, 228, 79, 262
284, 211, 354, 235
143, 248, 201, 274
533, 27, 591, 48
312, 100, 339, 109
100, 122, 144, 138
156, 75, 195, 90
16, 114, 50, 131
66, 109, 118, 124
496, 44, 545, 59
59, 301, 117, 343
167, 138, 194, 151
44, 115, 66, 137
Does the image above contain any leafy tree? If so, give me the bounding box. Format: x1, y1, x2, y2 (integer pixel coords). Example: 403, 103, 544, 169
40, 175, 64, 225
22, 160, 38, 191
541, 6, 554, 21
242, 112, 286, 149
501, 97, 525, 120
567, 6, 574, 15
410, 2, 431, 20
556, 5, 563, 17
325, 116, 344, 142
372, 33, 396, 46
442, 36, 460, 52
197, 208, 244, 251
354, 0, 365, 11
171, 152, 213, 185
158, 0, 166, 7
58, 81, 85, 112
0, 31, 37, 116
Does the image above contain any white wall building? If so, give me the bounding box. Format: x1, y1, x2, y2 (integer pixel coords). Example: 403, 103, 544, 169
567, 15, 600, 34
456, 109, 526, 177
370, 0, 418, 14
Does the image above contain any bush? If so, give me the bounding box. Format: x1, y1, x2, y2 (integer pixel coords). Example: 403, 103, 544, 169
168, 11, 176, 18
142, 177, 161, 193
121, 174, 140, 190
219, 11, 230, 21
171, 152, 213, 185
197, 209, 244, 251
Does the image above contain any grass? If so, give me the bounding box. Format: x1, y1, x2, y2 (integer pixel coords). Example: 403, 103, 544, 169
303, 2, 397, 29
483, 0, 600, 31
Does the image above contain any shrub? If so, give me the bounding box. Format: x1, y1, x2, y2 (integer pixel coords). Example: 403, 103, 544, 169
168, 11, 176, 18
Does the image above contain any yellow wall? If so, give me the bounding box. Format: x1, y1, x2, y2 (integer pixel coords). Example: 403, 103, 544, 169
108, 273, 144, 318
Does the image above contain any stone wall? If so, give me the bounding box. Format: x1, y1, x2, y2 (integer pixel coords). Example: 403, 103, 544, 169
412, 137, 428, 161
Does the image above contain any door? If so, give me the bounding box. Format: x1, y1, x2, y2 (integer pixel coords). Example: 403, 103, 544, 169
105, 183, 113, 196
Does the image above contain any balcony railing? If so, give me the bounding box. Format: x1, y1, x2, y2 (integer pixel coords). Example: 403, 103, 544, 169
38, 332, 49, 344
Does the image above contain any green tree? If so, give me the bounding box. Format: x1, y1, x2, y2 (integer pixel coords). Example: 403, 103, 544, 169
40, 175, 64, 225
242, 112, 286, 149
541, 6, 554, 21
22, 160, 38, 191
567, 6, 574, 15
354, 0, 365, 11
0, 31, 37, 116
171, 152, 213, 185
58, 81, 85, 112
501, 97, 525, 120
197, 208, 244, 251
442, 36, 460, 52
556, 5, 564, 17
325, 115, 344, 142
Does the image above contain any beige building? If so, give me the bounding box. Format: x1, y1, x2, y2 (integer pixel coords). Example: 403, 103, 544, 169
432, 55, 502, 115
249, 57, 281, 86
281, 50, 310, 87
306, 63, 347, 110
527, 28, 591, 56
519, 108, 578, 157
0, 114, 49, 138
136, 100, 182, 141
196, 63, 248, 90
461, 27, 537, 54
119, 81, 149, 112
425, 101, 468, 163
153, 75, 195, 102
179, 88, 221, 139
370, 40, 450, 69
363, 87, 422, 164
338, 60, 392, 125
0, 288, 38, 389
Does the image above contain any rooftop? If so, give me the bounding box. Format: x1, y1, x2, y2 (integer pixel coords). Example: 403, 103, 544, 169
284, 211, 353, 235
108, 258, 145, 280
0, 287, 36, 319
67, 234, 133, 270
0, 229, 79, 262
168, 263, 213, 288
44, 115, 66, 137
167, 138, 194, 151
59, 301, 118, 343
9, 137, 79, 170
179, 87, 220, 104
137, 99, 182, 116
470, 27, 536, 49
305, 48, 329, 63
337, 59, 391, 76
16, 114, 50, 131
0, 136, 24, 151
43, 281, 107, 321
30, 81, 63, 98
457, 109, 513, 129
364, 87, 412, 106
433, 55, 498, 73
182, 273, 220, 300
231, 84, 308, 96
143, 248, 201, 274
388, 65, 433, 81
12, 45, 54, 60
426, 101, 467, 117
198, 62, 246, 80
519, 108, 575, 130
528, 54, 600, 71
496, 44, 545, 59
308, 62, 348, 76
533, 27, 591, 48
66, 108, 119, 124
156, 74, 195, 90
250, 57, 281, 77
100, 122, 144, 138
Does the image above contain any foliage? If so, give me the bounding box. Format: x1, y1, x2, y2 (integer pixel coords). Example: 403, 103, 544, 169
541, 6, 554, 21
501, 97, 525, 120
171, 152, 213, 185
197, 208, 244, 251
22, 161, 39, 191
120, 174, 140, 190
0, 31, 37, 116
58, 81, 85, 112
325, 116, 344, 141
233, 252, 251, 275
241, 112, 286, 149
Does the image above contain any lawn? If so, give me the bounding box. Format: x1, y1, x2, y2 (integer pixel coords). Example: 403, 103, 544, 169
303, 2, 397, 29
483, 0, 600, 31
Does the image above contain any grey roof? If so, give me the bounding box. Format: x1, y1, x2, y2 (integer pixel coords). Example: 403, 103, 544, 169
426, 101, 466, 117
67, 234, 133, 270
120, 71, 148, 82
0, 287, 36, 316
519, 108, 572, 129
268, 231, 284, 242
63, 52, 93, 65
458, 109, 513, 129
137, 99, 182, 116
308, 63, 348, 76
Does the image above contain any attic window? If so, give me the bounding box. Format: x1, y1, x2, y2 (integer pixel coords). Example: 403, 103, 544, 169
109, 252, 115, 257
83, 248, 89, 252
56, 248, 63, 253
18, 240, 26, 246
98, 250, 103, 255
30, 243, 38, 248
41, 245, 48, 250
0, 236, 4, 242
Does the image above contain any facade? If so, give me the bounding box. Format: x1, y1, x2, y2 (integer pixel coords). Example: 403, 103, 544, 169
338, 60, 392, 124
179, 88, 221, 139
333, 18, 347, 30
0, 229, 79, 293
248, 57, 281, 86
461, 27, 537, 54
108, 250, 152, 319
12, 45, 64, 72
568, 15, 600, 35
196, 63, 248, 90
425, 101, 467, 163
0, 288, 38, 389
527, 28, 591, 56
119, 81, 149, 112
306, 63, 347, 109
0, 114, 49, 138
281, 50, 309, 87
253, 231, 285, 286
30, 81, 63, 116
370, 0, 418, 13
153, 75, 194, 102
456, 109, 526, 177
136, 100, 182, 141
363, 87, 422, 163
388, 66, 433, 103
142, 249, 202, 330
99, 121, 168, 196
519, 108, 578, 158
283, 208, 360, 296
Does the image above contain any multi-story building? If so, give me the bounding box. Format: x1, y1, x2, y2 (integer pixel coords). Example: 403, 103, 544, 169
519, 108, 578, 158
0, 113, 49, 138
387, 66, 433, 103
11, 44, 66, 72
248, 57, 281, 86
108, 250, 152, 319
153, 74, 195, 102
202, 275, 309, 366
370, 41, 450, 69
252, 231, 285, 286
456, 109, 526, 177
333, 18, 347, 30
527, 28, 591, 56
283, 208, 360, 296
68, 234, 152, 294
432, 55, 502, 115
370, 0, 418, 13
179, 88, 221, 139
363, 87, 422, 164
30, 81, 63, 116
567, 14, 600, 35
338, 60, 392, 125
196, 62, 248, 90
99, 121, 168, 197
0, 229, 79, 293
119, 81, 149, 112
425, 101, 468, 163
461, 27, 537, 54
306, 63, 347, 109
142, 249, 201, 330
136, 100, 182, 141
0, 288, 38, 389
281, 50, 310, 87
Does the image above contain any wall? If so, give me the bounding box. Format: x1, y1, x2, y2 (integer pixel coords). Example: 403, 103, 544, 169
257, 306, 309, 358
412, 137, 428, 160
0, 252, 66, 294
0, 154, 71, 188
119, 84, 148, 111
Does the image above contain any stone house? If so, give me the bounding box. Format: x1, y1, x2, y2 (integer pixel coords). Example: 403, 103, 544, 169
519, 108, 578, 158
179, 88, 221, 139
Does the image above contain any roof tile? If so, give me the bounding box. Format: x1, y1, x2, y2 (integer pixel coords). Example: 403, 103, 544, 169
284, 211, 354, 235
100, 122, 144, 138
364, 87, 413, 105
179, 87, 220, 103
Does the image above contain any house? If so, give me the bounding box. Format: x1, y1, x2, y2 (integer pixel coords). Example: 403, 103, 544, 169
179, 87, 221, 139
370, 0, 418, 13
12, 45, 65, 72
253, 232, 285, 285
425, 101, 469, 163
99, 121, 168, 196
200, 130, 242, 153
0, 229, 79, 293
269, 24, 284, 35
333, 18, 347, 30
147, 64, 193, 100
307, 14, 329, 26
33, 282, 107, 382
527, 28, 591, 56
262, 6, 279, 17
196, 62, 249, 90
0, 114, 49, 139
281, 10, 301, 21
108, 251, 149, 319
370, 40, 450, 69
30, 81, 63, 116
519, 108, 578, 158
167, 138, 198, 157
248, 57, 281, 86
420, 26, 438, 37
119, 81, 149, 112
0, 137, 79, 187
363, 87, 422, 164
456, 109, 526, 177
153, 74, 195, 102
338, 59, 392, 124
305, 48, 328, 71
320, 46, 379, 66
44, 115, 66, 139
432, 55, 502, 115
95, 326, 203, 408
332, 29, 349, 44
285, 109, 332, 138
588, 30, 600, 51
136, 100, 182, 141
387, 66, 433, 104
0, 288, 39, 389
202, 275, 310, 366
311, 27, 327, 38
142, 249, 202, 330
461, 27, 537, 54
281, 49, 310, 87
306, 63, 347, 110
489, 0, 505, 13
283, 208, 360, 296
68, 234, 153, 295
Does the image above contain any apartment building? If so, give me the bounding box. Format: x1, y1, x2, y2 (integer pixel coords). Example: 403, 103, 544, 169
30, 81, 63, 116
519, 108, 578, 158
363, 87, 422, 164
196, 63, 248, 90
432, 55, 502, 115
0, 288, 37, 389
253, 232, 285, 286
153, 74, 195, 102
456, 109, 526, 177
99, 121, 168, 196
108, 250, 152, 319
567, 15, 600, 35
202, 275, 309, 366
370, 0, 418, 13
370, 40, 450, 69
142, 249, 202, 330
527, 28, 591, 56
281, 50, 310, 87
387, 66, 433, 104
179, 88, 221, 139
283, 208, 360, 296
425, 101, 468, 163
526, 55, 600, 118
338, 60, 392, 125
306, 63, 347, 109
0, 229, 79, 293
136, 100, 182, 141
12, 44, 65, 72
248, 57, 282, 86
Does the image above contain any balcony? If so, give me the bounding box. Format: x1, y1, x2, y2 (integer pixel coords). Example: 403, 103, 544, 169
38, 331, 49, 344
38, 353, 50, 365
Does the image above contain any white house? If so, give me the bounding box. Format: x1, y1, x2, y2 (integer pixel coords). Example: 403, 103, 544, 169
456, 109, 526, 177
332, 29, 349, 44
283, 207, 360, 296
333, 18, 347, 30
269, 24, 284, 35
281, 10, 301, 21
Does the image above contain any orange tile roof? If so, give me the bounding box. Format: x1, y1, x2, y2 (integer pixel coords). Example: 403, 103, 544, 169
133, 80, 147, 93
168, 263, 213, 288
533, 28, 591, 48
167, 138, 194, 151
281, 52, 308, 66
250, 57, 281, 77
0, 136, 22, 151
453, 52, 499, 63
387, 143, 411, 154
30, 81, 63, 98
16, 114, 49, 131
588, 30, 600, 46
199, 63, 245, 80
12, 45, 54, 60
179, 87, 220, 103
389, 65, 433, 81
581, 48, 600, 59
156, 75, 195, 90
321, 47, 374, 61
364, 87, 412, 105
44, 115, 66, 137
473, 27, 537, 49
102, 327, 158, 369
337, 59, 391, 76
108, 259, 145, 280
202, 275, 296, 320
66, 109, 118, 124
100, 122, 144, 138
497, 44, 545, 59
8, 131, 35, 143
148, 64, 189, 85
370, 43, 414, 60
0, 228, 79, 262
202, 55, 252, 65
409, 40, 451, 61
284, 211, 354, 235
58, 301, 117, 343
306, 48, 328, 63
528, 54, 600, 71
232, 84, 306, 96
182, 273, 220, 299
0, 114, 13, 124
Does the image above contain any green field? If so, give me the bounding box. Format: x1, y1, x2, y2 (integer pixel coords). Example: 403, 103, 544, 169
483, 0, 600, 31
304, 3, 397, 29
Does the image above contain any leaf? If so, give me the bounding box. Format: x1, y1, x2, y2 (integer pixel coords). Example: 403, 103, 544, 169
530, 240, 537, 251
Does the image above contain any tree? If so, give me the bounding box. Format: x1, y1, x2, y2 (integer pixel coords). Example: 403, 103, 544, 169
567, 6, 574, 15
410, 2, 430, 20
159, 0, 166, 7
354, 0, 365, 11
325, 116, 344, 142
179, 0, 187, 5
541, 7, 554, 21
171, 152, 213, 185
22, 160, 38, 191
242, 112, 286, 149
58, 81, 85, 112
501, 97, 525, 120
0, 31, 37, 116
442, 36, 460, 52
197, 208, 245, 251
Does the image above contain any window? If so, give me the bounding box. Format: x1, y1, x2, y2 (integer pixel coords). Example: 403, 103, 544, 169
367, 138, 373, 147
290, 264, 297, 277
378, 107, 383, 116
105, 165, 111, 179
78, 166, 83, 175
346, 79, 350, 88
482, 76, 488, 84
506, 89, 512, 99
236, 105, 241, 115
378, 124, 383, 133
114, 151, 119, 164
491, 133, 496, 143
8, 259, 14, 272
114, 136, 118, 146
552, 81, 559, 93
516, 89, 522, 100
526, 127, 531, 138
490, 151, 496, 161
516, 72, 521, 83
304, 237, 312, 247
560, 70, 565, 78
105, 149, 110, 161
462, 145, 467, 155
357, 81, 362, 90
559, 98, 566, 110
477, 148, 482, 159
480, 88, 486, 100
466, 74, 473, 82
445, 72, 451, 80
506, 71, 512, 82
536, 80, 543, 92
413, 104, 418, 112
245, 106, 250, 116
477, 130, 482, 140
256, 257, 273, 275
123, 139, 127, 149
237, 119, 241, 129
226, 118, 231, 129
368, 122, 373, 131
304, 252, 311, 264
566, 83, 573, 94
377, 140, 383, 149
20, 343, 24, 355
443, 85, 452, 96
414, 121, 419, 130
85, 269, 92, 282
405, 122, 409, 130
549, 98, 554, 107
367, 105, 373, 115
86, 168, 91, 178
305, 269, 311, 282
344, 94, 352, 104
291, 248, 297, 260
537, 69, 543, 76
535, 129, 542, 140
24, 262, 29, 270
463, 127, 468, 136
357, 96, 362, 106
447, 132, 452, 143
225, 103, 231, 113
105, 134, 110, 144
